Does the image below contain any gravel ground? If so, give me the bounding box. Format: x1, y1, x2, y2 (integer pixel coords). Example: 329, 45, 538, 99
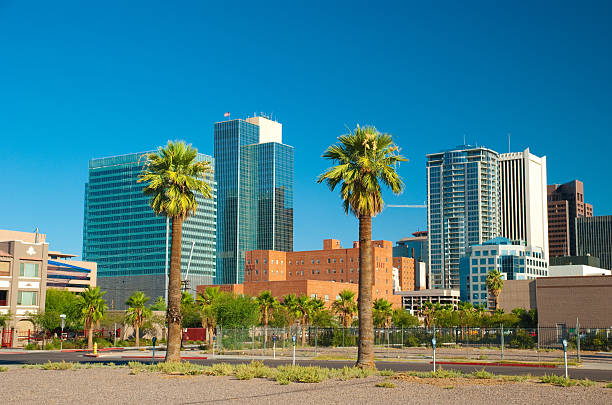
3, 367, 611, 405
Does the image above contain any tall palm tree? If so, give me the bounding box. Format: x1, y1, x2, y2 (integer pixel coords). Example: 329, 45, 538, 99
78, 287, 108, 350
256, 290, 278, 349
318, 126, 406, 368
295, 295, 312, 346
138, 141, 213, 362
196, 287, 221, 348
332, 290, 358, 328
125, 291, 151, 348
486, 269, 504, 312
282, 293, 300, 339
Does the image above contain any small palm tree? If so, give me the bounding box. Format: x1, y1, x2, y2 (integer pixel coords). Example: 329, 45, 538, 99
486, 270, 504, 312
196, 287, 221, 348
318, 125, 407, 368
125, 291, 151, 348
332, 290, 357, 328
138, 141, 213, 362
282, 293, 300, 339
419, 301, 435, 328
78, 287, 108, 350
256, 290, 278, 349
373, 298, 393, 329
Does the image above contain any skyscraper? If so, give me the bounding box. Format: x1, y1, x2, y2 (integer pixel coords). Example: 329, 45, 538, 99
82, 151, 216, 309
547, 180, 593, 257
575, 215, 612, 270
214, 116, 294, 284
427, 145, 500, 289
499, 148, 549, 262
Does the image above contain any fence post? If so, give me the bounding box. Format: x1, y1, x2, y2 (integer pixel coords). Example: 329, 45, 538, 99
314, 326, 318, 357
401, 327, 404, 347
537, 324, 540, 362
500, 324, 504, 360
252, 326, 255, 351
576, 318, 581, 362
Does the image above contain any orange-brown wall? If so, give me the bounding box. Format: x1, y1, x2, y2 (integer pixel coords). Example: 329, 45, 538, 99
393, 257, 416, 291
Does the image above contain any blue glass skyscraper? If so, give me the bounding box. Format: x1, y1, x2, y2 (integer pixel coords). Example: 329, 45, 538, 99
82, 151, 216, 309
427, 146, 500, 289
214, 116, 294, 284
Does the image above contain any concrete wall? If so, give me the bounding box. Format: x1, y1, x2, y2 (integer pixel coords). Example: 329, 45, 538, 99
498, 279, 536, 312
99, 274, 165, 310
536, 276, 612, 327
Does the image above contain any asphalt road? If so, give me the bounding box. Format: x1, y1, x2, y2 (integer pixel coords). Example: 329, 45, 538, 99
2, 351, 612, 381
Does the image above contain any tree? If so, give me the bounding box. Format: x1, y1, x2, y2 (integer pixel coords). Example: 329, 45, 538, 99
372, 298, 393, 328
0, 311, 11, 328
138, 141, 213, 362
332, 290, 358, 328
318, 125, 407, 368
486, 269, 504, 311
77, 287, 108, 350
255, 290, 278, 349
296, 295, 312, 346
419, 301, 435, 328
149, 296, 167, 311
391, 309, 418, 328
181, 291, 202, 328
196, 287, 222, 347
45, 289, 81, 330
213, 293, 259, 329
125, 291, 152, 347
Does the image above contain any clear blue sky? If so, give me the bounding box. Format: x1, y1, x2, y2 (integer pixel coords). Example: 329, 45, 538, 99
1, 1, 611, 257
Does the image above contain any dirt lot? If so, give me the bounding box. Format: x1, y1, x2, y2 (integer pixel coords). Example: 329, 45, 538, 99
3, 367, 611, 405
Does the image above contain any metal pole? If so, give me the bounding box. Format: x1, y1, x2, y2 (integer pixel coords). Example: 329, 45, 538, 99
537, 324, 540, 363
273, 337, 276, 359
252, 326, 255, 351
314, 327, 318, 357
500, 324, 504, 360
292, 335, 296, 366
432, 337, 436, 372
164, 217, 170, 304
576, 317, 581, 363
563, 339, 568, 379
113, 323, 117, 347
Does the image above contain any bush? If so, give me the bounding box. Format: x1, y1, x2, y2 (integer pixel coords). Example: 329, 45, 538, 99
509, 330, 535, 349
41, 361, 75, 370
375, 381, 396, 388
0, 366, 8, 372
378, 369, 394, 377
471, 369, 494, 379
24, 343, 39, 350
275, 365, 331, 383
540, 374, 577, 387
405, 335, 421, 347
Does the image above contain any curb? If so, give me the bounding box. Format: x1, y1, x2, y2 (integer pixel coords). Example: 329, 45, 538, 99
430, 361, 557, 368
122, 355, 208, 360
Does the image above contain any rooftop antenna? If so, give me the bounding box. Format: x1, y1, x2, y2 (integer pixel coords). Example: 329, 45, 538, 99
34, 227, 39, 243
463, 134, 466, 145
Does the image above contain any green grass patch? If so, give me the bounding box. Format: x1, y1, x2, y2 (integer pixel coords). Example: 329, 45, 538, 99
378, 369, 394, 377
375, 380, 396, 388
0, 366, 8, 372
471, 369, 494, 379
500, 374, 531, 382
604, 383, 612, 388
540, 374, 577, 387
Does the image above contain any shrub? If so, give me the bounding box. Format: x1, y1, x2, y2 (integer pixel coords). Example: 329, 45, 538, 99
210, 363, 234, 376
604, 383, 612, 389
405, 335, 421, 347
378, 369, 394, 377
24, 343, 39, 350
540, 374, 577, 387
41, 361, 75, 371
0, 366, 8, 372
471, 369, 494, 379
155, 362, 205, 375
375, 381, 396, 388
275, 365, 330, 383
335, 366, 374, 380
509, 330, 535, 349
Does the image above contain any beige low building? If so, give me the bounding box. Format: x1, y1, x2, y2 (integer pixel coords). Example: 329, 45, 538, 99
0, 239, 48, 346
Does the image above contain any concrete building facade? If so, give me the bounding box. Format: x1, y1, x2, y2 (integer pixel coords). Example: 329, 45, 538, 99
47, 251, 97, 292
499, 148, 549, 262
547, 180, 593, 257
395, 289, 461, 315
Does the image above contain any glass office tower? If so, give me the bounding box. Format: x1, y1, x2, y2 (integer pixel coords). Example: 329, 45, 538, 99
82, 151, 216, 309
214, 116, 294, 284
427, 146, 500, 289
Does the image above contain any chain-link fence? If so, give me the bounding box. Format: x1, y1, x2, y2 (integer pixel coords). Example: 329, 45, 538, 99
212, 325, 612, 353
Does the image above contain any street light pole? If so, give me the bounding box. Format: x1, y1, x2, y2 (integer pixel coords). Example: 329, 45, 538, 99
432, 337, 437, 372
59, 314, 66, 351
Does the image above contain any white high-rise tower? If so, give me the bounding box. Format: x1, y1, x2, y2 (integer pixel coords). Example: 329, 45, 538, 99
499, 148, 549, 263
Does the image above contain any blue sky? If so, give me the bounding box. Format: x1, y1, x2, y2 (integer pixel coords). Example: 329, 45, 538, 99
1, 1, 611, 257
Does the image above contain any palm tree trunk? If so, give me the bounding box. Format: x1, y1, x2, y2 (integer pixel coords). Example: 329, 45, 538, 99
301, 316, 306, 346
263, 309, 268, 349
357, 214, 374, 368
88, 324, 93, 351
165, 216, 183, 362
135, 325, 140, 348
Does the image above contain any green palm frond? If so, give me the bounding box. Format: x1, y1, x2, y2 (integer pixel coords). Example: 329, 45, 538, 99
138, 140, 212, 219
317, 125, 407, 217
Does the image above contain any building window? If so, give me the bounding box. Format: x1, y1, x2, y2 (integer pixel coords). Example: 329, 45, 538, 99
301, 261, 304, 265
324, 295, 329, 301
316, 259, 320, 264
311, 259, 315, 264
264, 259, 267, 264
327, 258, 331, 264
20, 263, 39, 277
340, 258, 343, 263
256, 259, 259, 264
0, 290, 7, 306
17, 291, 37, 306
333, 258, 336, 263
0, 262, 9, 276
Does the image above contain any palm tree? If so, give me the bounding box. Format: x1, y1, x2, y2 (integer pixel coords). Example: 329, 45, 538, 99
256, 290, 278, 349
125, 291, 151, 348
282, 293, 300, 339
373, 298, 393, 329
138, 141, 213, 362
295, 295, 312, 346
332, 290, 358, 328
78, 287, 108, 350
318, 125, 406, 368
486, 269, 504, 312
196, 287, 221, 348
419, 301, 435, 328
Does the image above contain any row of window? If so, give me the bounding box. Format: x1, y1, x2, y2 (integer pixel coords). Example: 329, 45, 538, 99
0, 291, 38, 306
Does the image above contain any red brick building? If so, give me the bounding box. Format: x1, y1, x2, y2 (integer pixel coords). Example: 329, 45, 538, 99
198, 239, 401, 307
